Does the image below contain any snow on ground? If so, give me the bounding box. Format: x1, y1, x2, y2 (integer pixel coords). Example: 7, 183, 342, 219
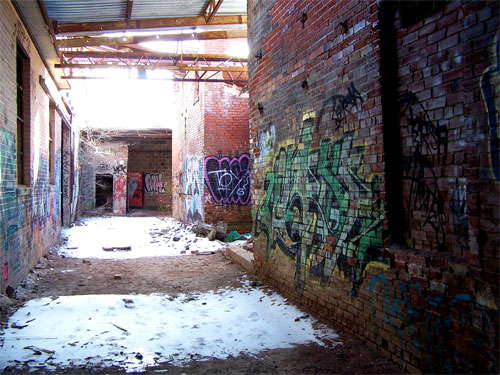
57, 216, 226, 259
0, 279, 341, 372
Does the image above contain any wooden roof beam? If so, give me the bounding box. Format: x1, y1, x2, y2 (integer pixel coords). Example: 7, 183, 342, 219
204, 0, 224, 24
54, 15, 247, 35
57, 29, 247, 48
125, 0, 134, 29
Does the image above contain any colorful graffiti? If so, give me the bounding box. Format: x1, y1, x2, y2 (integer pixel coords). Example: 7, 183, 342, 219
113, 175, 127, 215
204, 153, 251, 205
257, 125, 276, 163
144, 172, 166, 194
400, 91, 449, 251
0, 128, 21, 284
255, 112, 385, 296
182, 155, 203, 223
481, 33, 500, 181
370, 274, 498, 374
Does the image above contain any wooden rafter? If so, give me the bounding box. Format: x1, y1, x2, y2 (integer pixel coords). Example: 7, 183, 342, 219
54, 15, 247, 35
204, 0, 224, 24
125, 0, 134, 29
57, 29, 247, 48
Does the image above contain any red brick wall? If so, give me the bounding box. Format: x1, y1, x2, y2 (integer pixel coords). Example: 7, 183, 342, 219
249, 0, 499, 373
173, 39, 252, 233
172, 79, 206, 224
203, 40, 251, 232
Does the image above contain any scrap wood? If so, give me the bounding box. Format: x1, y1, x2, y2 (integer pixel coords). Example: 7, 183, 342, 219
103, 246, 131, 252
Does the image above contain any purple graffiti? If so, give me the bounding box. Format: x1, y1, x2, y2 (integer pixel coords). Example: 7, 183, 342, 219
204, 154, 251, 205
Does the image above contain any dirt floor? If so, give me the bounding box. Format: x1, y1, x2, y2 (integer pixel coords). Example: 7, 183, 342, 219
3, 249, 406, 374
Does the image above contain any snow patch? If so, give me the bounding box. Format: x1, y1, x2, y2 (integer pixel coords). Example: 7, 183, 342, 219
58, 216, 226, 259
0, 283, 340, 372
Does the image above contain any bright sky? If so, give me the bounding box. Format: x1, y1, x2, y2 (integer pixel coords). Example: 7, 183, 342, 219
68, 69, 177, 130
66, 38, 248, 131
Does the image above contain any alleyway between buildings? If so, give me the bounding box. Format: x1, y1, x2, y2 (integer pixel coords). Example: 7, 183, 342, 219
0, 215, 404, 374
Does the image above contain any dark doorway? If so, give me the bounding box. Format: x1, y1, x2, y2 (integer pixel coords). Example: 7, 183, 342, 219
95, 175, 113, 212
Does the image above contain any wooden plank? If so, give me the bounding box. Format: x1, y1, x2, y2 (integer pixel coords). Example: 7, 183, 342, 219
125, 0, 134, 29
204, 0, 225, 24
57, 29, 247, 48
55, 15, 247, 35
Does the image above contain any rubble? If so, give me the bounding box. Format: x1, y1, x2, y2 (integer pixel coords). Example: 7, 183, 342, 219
191, 221, 227, 241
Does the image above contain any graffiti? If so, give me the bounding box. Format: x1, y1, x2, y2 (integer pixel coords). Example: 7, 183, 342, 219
258, 125, 276, 163
113, 176, 127, 215
255, 113, 385, 296
62, 151, 71, 200
481, 33, 500, 181
144, 172, 166, 194
316, 82, 364, 130
95, 163, 111, 174
450, 181, 469, 252
182, 156, 203, 223
204, 154, 251, 205
0, 129, 21, 279
400, 91, 449, 251
370, 274, 498, 374
113, 164, 127, 175
128, 179, 139, 198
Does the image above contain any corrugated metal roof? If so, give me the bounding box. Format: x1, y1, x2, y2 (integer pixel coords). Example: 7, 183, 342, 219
45, 0, 247, 23
131, 0, 206, 19
45, 0, 126, 23
218, 0, 247, 15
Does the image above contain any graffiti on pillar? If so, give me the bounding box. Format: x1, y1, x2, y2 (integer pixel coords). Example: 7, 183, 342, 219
255, 109, 385, 296
481, 33, 500, 181
62, 151, 71, 200
113, 164, 127, 175
370, 273, 498, 373
400, 91, 449, 251
182, 155, 203, 223
144, 172, 166, 194
204, 153, 251, 205
113, 176, 127, 215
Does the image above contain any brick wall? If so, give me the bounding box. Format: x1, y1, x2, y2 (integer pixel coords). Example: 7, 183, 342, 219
248, 0, 499, 373
0, 1, 72, 292
172, 77, 206, 224
173, 39, 252, 232
128, 140, 172, 212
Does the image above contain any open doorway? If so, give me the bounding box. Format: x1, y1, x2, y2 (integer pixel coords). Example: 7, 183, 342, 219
95, 175, 113, 212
